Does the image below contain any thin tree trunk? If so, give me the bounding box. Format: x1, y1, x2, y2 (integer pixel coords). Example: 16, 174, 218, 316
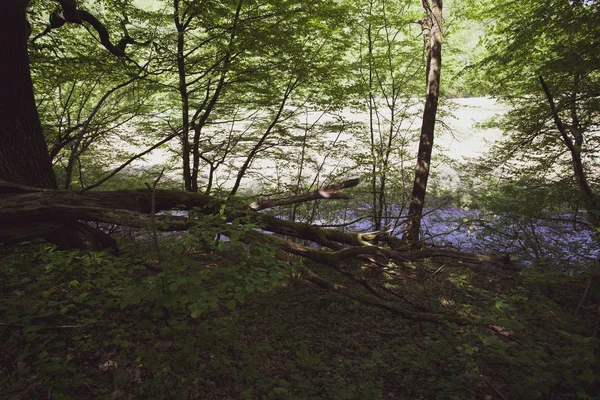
174, 0, 192, 191
539, 76, 600, 232
403, 0, 442, 244
0, 1, 57, 189
64, 138, 82, 189
228, 77, 297, 197
188, 0, 242, 192
291, 113, 309, 222
203, 162, 215, 195
366, 18, 382, 232
378, 100, 396, 230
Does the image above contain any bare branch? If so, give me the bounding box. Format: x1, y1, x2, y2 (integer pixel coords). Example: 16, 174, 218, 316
248, 178, 359, 211
33, 1, 150, 58
79, 132, 179, 193
299, 266, 470, 324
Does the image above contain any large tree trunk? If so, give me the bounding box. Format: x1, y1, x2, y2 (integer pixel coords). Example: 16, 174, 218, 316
0, 1, 57, 189
402, 0, 442, 245
0, 1, 128, 248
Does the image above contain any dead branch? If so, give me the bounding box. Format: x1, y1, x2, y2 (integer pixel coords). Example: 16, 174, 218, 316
248, 178, 359, 211
299, 266, 470, 324
0, 178, 515, 324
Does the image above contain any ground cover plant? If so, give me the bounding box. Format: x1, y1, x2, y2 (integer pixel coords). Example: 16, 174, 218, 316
1, 232, 598, 399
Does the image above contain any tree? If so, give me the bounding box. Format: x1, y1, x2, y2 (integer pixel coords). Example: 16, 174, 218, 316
0, 0, 519, 325
402, 0, 443, 245
165, 0, 353, 194
1, 0, 149, 189
471, 0, 600, 238
0, 0, 156, 248
0, 0, 57, 189
31, 40, 157, 189
349, 0, 423, 233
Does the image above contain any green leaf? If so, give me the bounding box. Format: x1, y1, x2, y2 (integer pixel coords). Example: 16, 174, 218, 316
226, 299, 237, 310
234, 293, 245, 304
191, 309, 202, 318
578, 368, 596, 384
75, 292, 88, 303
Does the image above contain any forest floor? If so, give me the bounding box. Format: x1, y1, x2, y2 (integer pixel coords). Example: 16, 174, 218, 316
1, 238, 598, 399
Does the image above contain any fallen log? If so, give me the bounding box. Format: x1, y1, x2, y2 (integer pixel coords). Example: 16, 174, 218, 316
0, 179, 519, 324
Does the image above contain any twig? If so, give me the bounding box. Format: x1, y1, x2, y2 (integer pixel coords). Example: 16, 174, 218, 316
145, 168, 165, 264
428, 263, 446, 279
593, 296, 600, 338
79, 132, 178, 192
575, 278, 592, 317
482, 379, 508, 400
0, 323, 83, 329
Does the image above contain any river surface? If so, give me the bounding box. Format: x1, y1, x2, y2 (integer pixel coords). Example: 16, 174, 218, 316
143, 97, 597, 267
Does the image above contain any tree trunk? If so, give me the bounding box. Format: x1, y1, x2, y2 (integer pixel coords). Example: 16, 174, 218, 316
0, 1, 125, 249
539, 76, 600, 233
191, 0, 241, 193
0, 1, 57, 189
174, 0, 193, 192
367, 20, 381, 232
403, 0, 442, 245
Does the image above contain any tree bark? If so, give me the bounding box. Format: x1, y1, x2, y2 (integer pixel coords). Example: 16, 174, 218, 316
0, 1, 57, 189
403, 0, 442, 245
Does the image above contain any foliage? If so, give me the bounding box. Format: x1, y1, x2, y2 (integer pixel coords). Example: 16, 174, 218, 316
464, 0, 600, 229
28, 0, 164, 190
455, 174, 599, 266
2, 235, 599, 398
2, 0, 600, 398
0, 207, 293, 397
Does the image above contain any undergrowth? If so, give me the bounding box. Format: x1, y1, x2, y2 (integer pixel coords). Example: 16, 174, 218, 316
0, 233, 598, 399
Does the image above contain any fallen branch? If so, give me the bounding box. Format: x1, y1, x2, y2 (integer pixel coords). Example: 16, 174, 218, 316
0, 179, 513, 324
248, 178, 359, 211
300, 266, 470, 324
239, 228, 471, 324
